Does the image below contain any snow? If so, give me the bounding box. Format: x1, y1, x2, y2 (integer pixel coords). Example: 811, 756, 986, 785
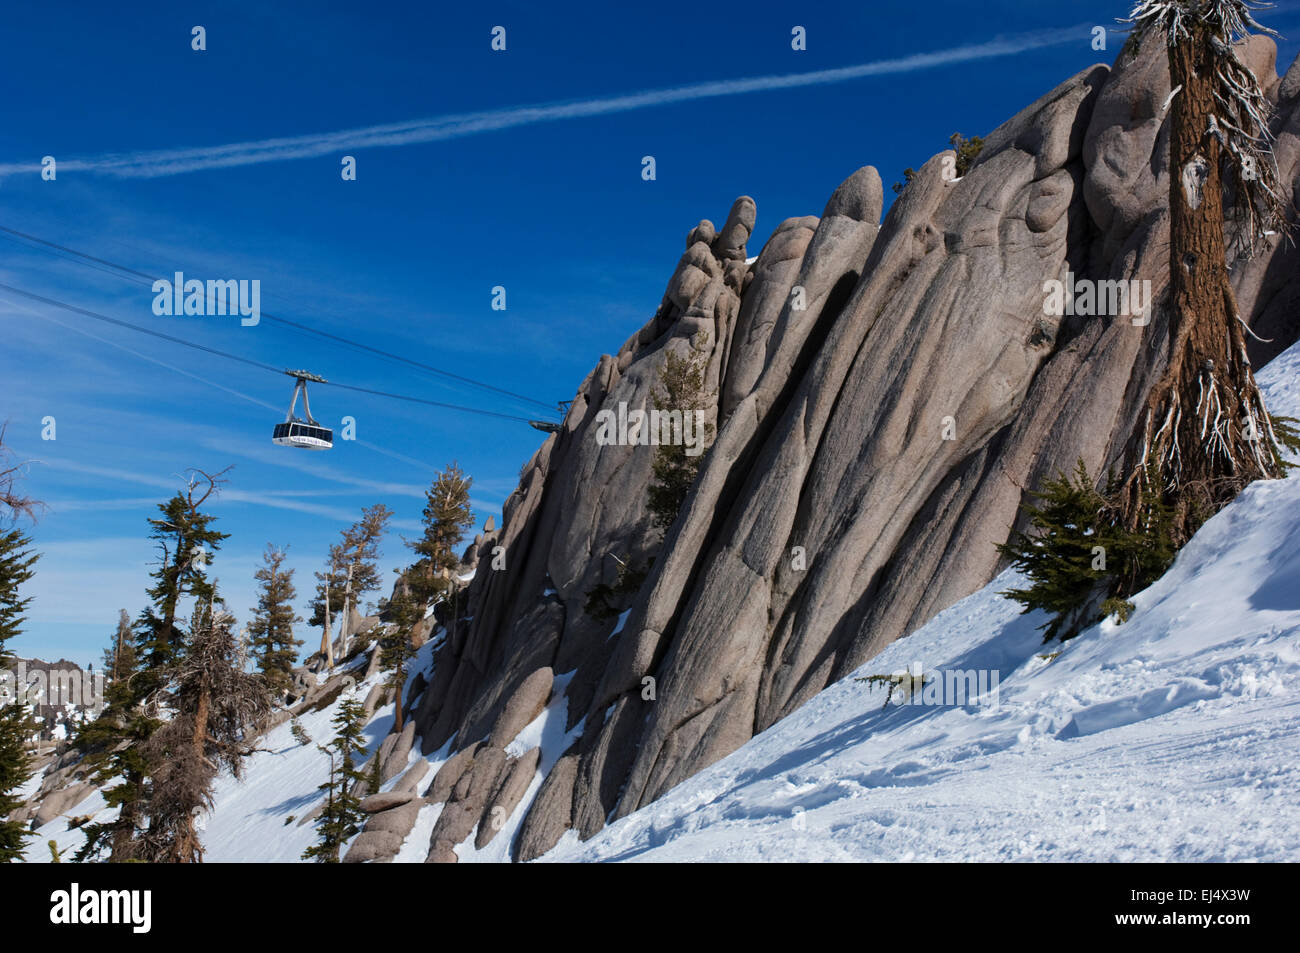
27, 790, 108, 863
392, 800, 444, 862
14, 760, 46, 806
607, 608, 631, 640
199, 634, 452, 861
541, 342, 1300, 863
454, 669, 585, 863
19, 342, 1300, 863
40, 639, 584, 863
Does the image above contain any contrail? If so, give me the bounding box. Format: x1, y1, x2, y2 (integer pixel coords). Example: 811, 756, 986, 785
0, 24, 1095, 180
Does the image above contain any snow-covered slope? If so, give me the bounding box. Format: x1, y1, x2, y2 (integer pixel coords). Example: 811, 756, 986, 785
22, 343, 1300, 863
21, 634, 588, 863
541, 342, 1300, 863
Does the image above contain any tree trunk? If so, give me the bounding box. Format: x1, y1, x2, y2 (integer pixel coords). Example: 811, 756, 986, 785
159, 533, 187, 659
322, 567, 335, 670
1121, 24, 1281, 542
109, 777, 140, 862
340, 563, 354, 659
178, 684, 211, 863
393, 658, 405, 732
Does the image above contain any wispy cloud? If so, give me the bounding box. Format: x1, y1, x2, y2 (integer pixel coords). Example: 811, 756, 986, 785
0, 25, 1090, 180
19, 537, 153, 627
1, 292, 284, 410
40, 496, 172, 513
39, 457, 423, 529
4, 289, 498, 491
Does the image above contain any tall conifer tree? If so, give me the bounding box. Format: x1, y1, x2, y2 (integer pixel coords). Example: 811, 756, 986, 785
0, 525, 38, 861
303, 697, 369, 863
0, 430, 39, 862
1119, 2, 1291, 539
134, 474, 230, 697
77, 469, 230, 862
310, 505, 393, 659
380, 590, 421, 732
248, 544, 302, 698
648, 336, 715, 530
136, 598, 270, 862
406, 464, 473, 603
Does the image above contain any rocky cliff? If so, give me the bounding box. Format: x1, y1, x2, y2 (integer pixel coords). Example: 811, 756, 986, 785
408, 34, 1300, 861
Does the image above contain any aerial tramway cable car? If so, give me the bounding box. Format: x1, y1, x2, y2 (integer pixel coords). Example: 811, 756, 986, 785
272, 369, 333, 450
528, 400, 572, 434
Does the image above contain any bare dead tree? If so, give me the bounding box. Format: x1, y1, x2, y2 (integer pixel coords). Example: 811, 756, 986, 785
0, 424, 42, 526
180, 466, 233, 524
1118, 1, 1293, 542
137, 599, 270, 863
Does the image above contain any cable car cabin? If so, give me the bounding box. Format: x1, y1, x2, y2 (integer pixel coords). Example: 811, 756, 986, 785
272, 421, 333, 450
273, 369, 332, 450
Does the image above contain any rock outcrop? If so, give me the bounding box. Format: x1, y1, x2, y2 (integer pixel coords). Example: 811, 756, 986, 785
403, 37, 1300, 862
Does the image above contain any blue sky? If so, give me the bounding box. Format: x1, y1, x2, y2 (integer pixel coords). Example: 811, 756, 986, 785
2, 1, 1298, 665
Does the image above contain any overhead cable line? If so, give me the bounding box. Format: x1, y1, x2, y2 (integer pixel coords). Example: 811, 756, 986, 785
0, 223, 561, 416
11, 294, 444, 475
0, 281, 541, 425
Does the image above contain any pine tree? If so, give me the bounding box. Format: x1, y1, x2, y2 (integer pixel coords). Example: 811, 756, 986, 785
303, 697, 369, 863
892, 132, 984, 192
997, 461, 1176, 641
102, 609, 137, 687
310, 505, 394, 661
949, 132, 985, 177
248, 544, 302, 698
134, 473, 230, 698
406, 464, 473, 603
583, 555, 651, 621
73, 611, 153, 862
0, 525, 38, 862
891, 168, 917, 194
368, 748, 383, 797
73, 703, 157, 862
135, 598, 270, 862
71, 609, 137, 814
1118, 2, 1291, 541
0, 425, 40, 524
647, 334, 715, 530
310, 543, 344, 669
379, 590, 421, 732
77, 469, 230, 862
